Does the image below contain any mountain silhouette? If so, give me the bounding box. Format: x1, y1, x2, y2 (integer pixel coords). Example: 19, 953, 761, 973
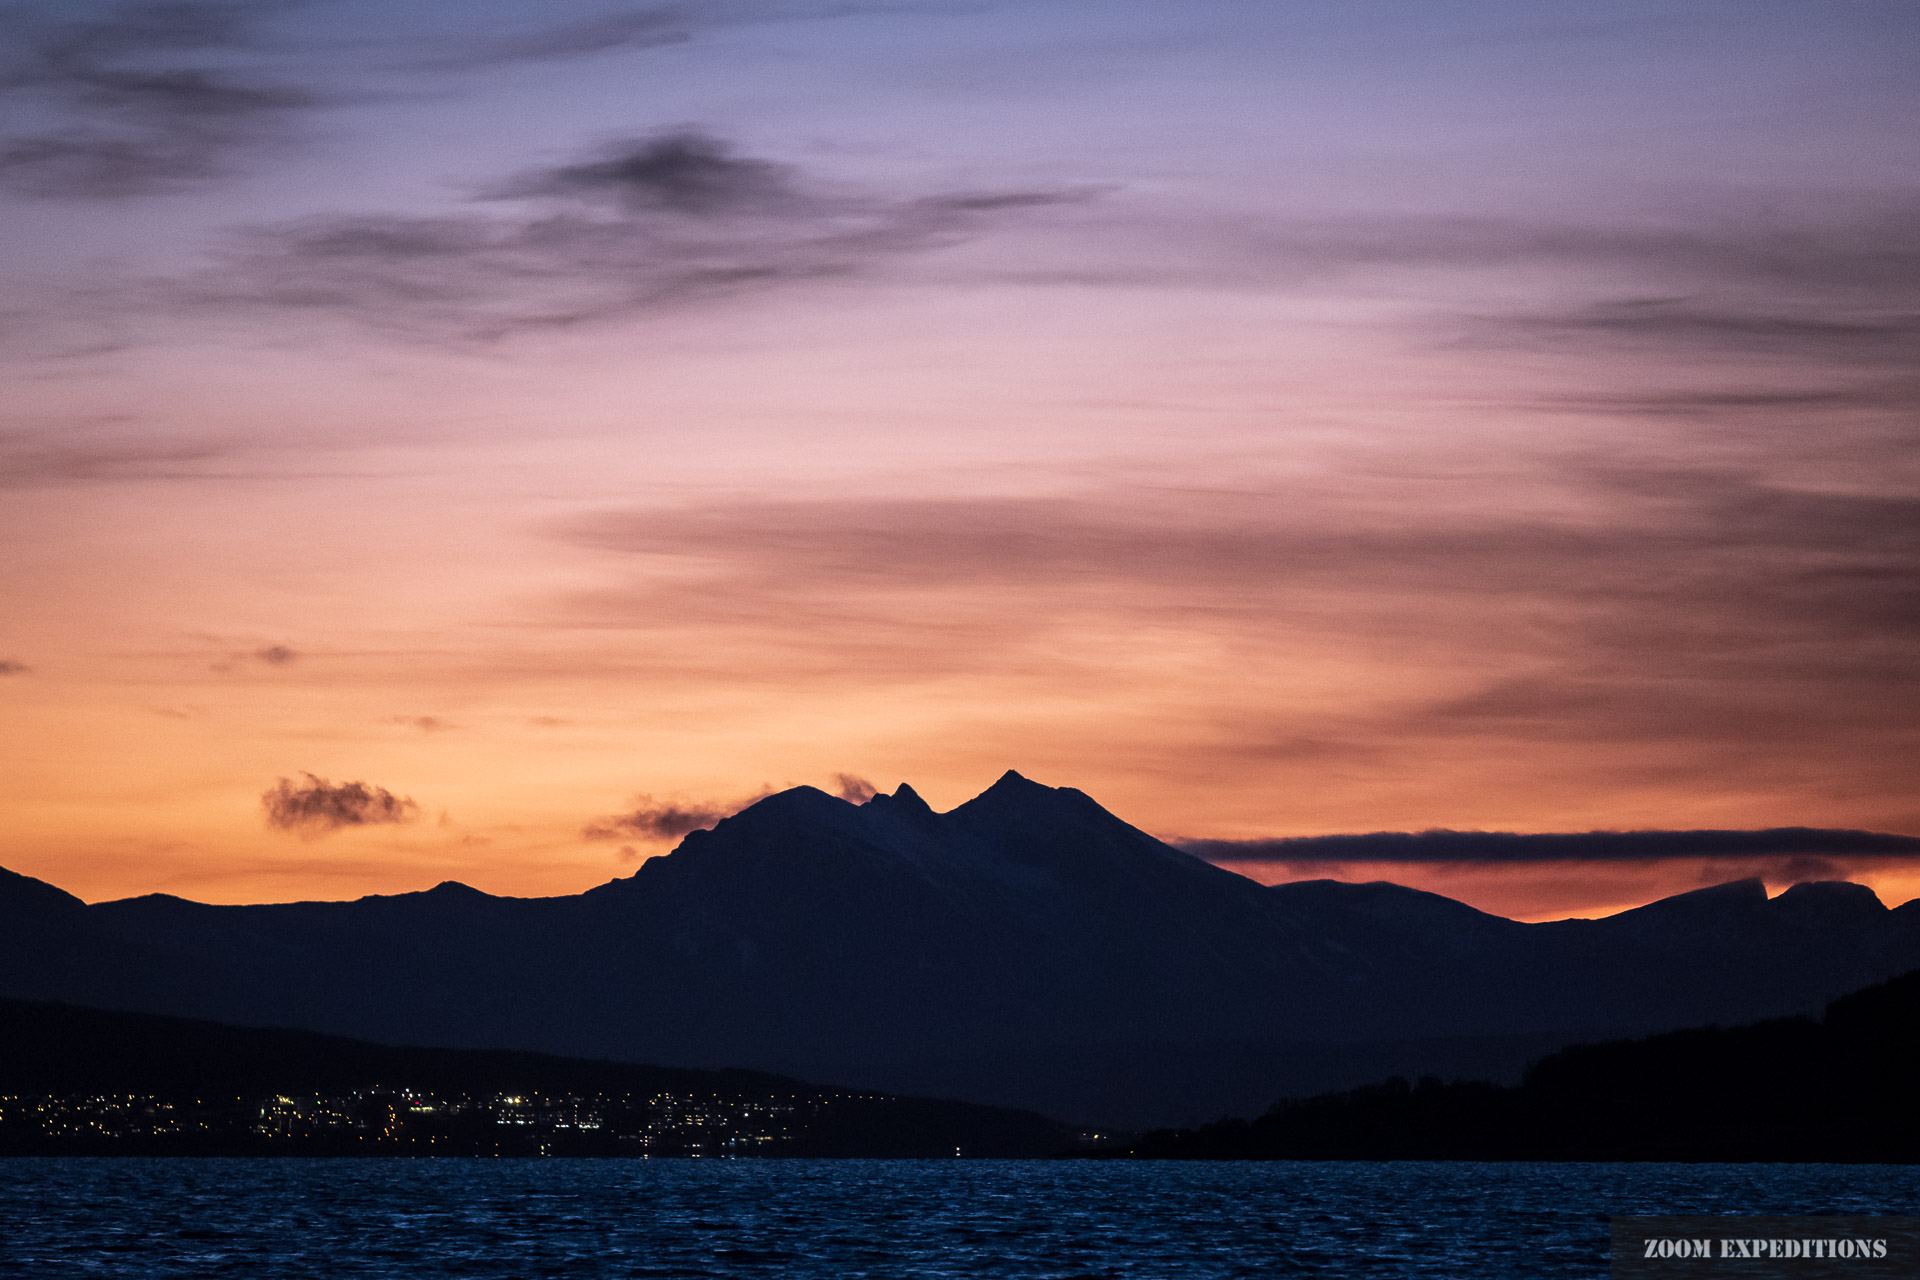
3, 772, 1917, 1128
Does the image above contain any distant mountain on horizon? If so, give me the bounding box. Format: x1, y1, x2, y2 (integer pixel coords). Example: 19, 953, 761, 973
5, 771, 1919, 1129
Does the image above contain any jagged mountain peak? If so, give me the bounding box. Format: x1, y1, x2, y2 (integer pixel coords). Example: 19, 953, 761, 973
979, 769, 1083, 806
617, 771, 1218, 904
648, 774, 1117, 857
890, 780, 932, 807
863, 782, 937, 822
734, 784, 854, 820
668, 771, 1138, 856
949, 770, 1105, 824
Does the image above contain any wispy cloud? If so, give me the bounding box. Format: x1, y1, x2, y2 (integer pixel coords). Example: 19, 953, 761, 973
261, 772, 419, 836
0, 660, 30, 676
1055, 202, 1920, 401
1477, 297, 1920, 380
206, 641, 304, 675
0, 431, 239, 488
556, 470, 1920, 664
484, 129, 797, 214
0, 0, 320, 199
1239, 203, 1920, 298
544, 461, 1920, 810
831, 773, 877, 802
0, 2, 962, 201
1550, 381, 1920, 421
415, 2, 958, 73
174, 128, 1091, 340
415, 6, 693, 72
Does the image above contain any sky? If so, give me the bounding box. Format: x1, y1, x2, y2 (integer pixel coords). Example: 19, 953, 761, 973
1, 0, 1917, 920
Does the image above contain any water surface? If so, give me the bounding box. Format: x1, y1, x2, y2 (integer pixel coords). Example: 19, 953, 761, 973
4, 1158, 1918, 1278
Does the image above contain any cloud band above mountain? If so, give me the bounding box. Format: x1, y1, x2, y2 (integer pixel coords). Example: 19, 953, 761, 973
1178, 828, 1920, 865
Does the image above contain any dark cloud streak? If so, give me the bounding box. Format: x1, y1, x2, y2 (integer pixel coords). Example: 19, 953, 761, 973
582, 789, 774, 842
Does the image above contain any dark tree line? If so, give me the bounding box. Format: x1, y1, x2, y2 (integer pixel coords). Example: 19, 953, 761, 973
1113, 969, 1920, 1162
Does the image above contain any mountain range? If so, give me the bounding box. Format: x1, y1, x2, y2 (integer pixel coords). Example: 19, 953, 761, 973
4, 771, 1917, 1128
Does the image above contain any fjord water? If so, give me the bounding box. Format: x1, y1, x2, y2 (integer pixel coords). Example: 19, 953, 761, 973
5, 1160, 1918, 1278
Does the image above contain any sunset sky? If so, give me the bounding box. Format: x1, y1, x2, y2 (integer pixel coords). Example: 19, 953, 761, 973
3, 0, 1917, 920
